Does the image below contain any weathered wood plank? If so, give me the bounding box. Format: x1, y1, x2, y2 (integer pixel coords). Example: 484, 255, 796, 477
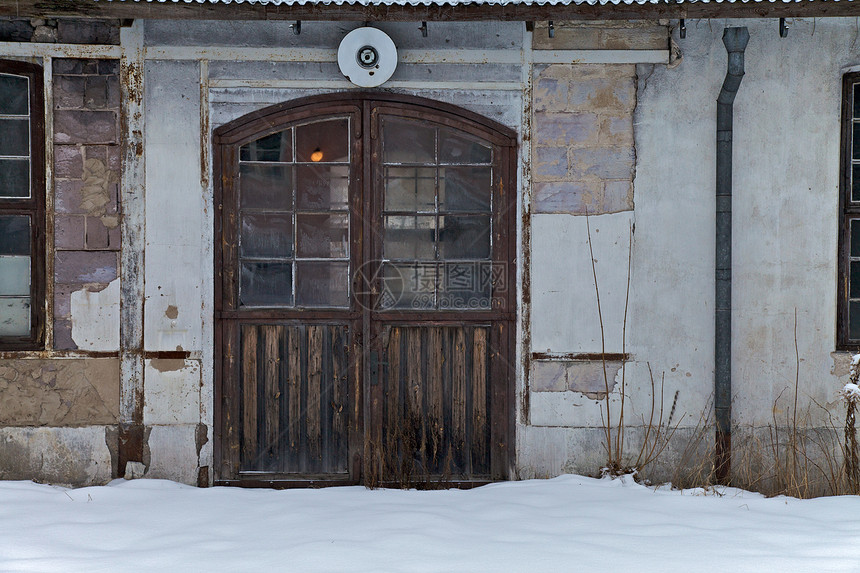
406, 327, 425, 468
262, 325, 281, 471
307, 325, 323, 460
428, 326, 444, 468
385, 327, 402, 477
241, 325, 258, 469
472, 327, 488, 473
288, 326, 301, 453
452, 328, 467, 473
330, 326, 345, 471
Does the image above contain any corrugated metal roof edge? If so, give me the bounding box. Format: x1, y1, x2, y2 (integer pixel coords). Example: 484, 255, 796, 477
97, 0, 854, 5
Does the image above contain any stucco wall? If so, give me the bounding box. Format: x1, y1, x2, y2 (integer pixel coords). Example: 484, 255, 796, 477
3, 16, 858, 488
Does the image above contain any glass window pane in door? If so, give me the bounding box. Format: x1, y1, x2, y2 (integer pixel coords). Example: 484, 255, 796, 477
241, 213, 293, 258
296, 213, 348, 258
384, 167, 436, 212
240, 261, 293, 306
384, 215, 435, 260
240, 130, 293, 162
240, 164, 293, 210
439, 215, 491, 259
439, 128, 492, 164
296, 119, 349, 163
382, 117, 435, 164
296, 165, 349, 211
382, 262, 436, 310
439, 166, 491, 212
295, 261, 349, 307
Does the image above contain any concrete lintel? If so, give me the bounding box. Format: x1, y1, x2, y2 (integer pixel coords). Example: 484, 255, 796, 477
0, 41, 122, 59
532, 50, 669, 65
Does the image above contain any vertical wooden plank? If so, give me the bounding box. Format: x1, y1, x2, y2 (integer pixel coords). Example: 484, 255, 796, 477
288, 326, 301, 458
489, 321, 509, 480
241, 325, 258, 470
406, 327, 425, 472
331, 326, 345, 472
472, 327, 488, 474
262, 325, 280, 471
385, 327, 401, 477
220, 320, 241, 478
452, 327, 467, 474
307, 325, 323, 462
428, 326, 443, 471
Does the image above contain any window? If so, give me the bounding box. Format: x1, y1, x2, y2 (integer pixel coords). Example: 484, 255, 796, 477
0, 60, 44, 349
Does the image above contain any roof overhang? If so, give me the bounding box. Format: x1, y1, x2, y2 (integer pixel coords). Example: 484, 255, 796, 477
0, 0, 856, 21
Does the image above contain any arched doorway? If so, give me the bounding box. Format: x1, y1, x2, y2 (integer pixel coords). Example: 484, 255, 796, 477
214, 93, 517, 487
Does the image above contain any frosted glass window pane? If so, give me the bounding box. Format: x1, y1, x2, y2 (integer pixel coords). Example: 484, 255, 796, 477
296, 119, 349, 163
0, 119, 29, 157
383, 117, 435, 164
240, 130, 292, 162
240, 262, 293, 307
439, 215, 491, 259
241, 213, 293, 259
439, 167, 492, 212
0, 215, 29, 255
439, 128, 492, 164
295, 262, 349, 307
0, 74, 28, 115
381, 263, 436, 310
296, 213, 348, 258
384, 215, 435, 260
0, 256, 30, 296
240, 164, 293, 210
0, 297, 30, 336
0, 158, 29, 198
384, 167, 436, 212
296, 165, 349, 211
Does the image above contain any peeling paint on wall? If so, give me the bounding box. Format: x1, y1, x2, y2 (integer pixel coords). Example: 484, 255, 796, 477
70, 277, 120, 351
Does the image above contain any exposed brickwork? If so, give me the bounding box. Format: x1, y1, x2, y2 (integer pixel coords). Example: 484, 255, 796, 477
52, 59, 122, 350
531, 64, 636, 215
0, 18, 120, 45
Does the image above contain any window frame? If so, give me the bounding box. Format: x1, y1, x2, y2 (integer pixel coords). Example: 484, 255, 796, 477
0, 59, 45, 350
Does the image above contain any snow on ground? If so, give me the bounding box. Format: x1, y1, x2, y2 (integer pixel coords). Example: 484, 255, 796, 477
1, 475, 860, 573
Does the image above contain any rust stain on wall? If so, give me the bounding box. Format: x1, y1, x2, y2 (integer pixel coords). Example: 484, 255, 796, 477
0, 359, 120, 426
165, 305, 179, 319
149, 358, 186, 373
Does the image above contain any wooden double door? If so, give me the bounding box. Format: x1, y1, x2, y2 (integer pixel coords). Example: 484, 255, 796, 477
214, 93, 516, 487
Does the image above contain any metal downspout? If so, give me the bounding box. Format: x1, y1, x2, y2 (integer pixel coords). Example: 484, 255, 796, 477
715, 27, 749, 484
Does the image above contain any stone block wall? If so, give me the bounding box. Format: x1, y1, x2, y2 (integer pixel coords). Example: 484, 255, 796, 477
531, 63, 636, 215
52, 58, 121, 350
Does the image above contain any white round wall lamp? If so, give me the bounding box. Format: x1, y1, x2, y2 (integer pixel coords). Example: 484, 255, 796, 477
337, 27, 398, 88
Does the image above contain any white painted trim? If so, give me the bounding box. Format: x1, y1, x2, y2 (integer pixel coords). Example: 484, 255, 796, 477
0, 42, 121, 58
144, 45, 667, 65
208, 78, 523, 90
531, 49, 669, 65
0, 42, 668, 66
119, 21, 146, 427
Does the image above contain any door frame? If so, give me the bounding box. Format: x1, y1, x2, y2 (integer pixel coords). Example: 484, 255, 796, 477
213, 92, 518, 487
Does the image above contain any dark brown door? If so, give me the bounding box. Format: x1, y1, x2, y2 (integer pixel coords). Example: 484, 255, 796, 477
214, 94, 516, 487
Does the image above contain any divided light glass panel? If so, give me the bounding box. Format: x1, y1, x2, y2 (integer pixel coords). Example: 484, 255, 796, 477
850, 83, 860, 339
238, 118, 350, 308
380, 115, 494, 311
0, 215, 31, 336
0, 73, 31, 200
